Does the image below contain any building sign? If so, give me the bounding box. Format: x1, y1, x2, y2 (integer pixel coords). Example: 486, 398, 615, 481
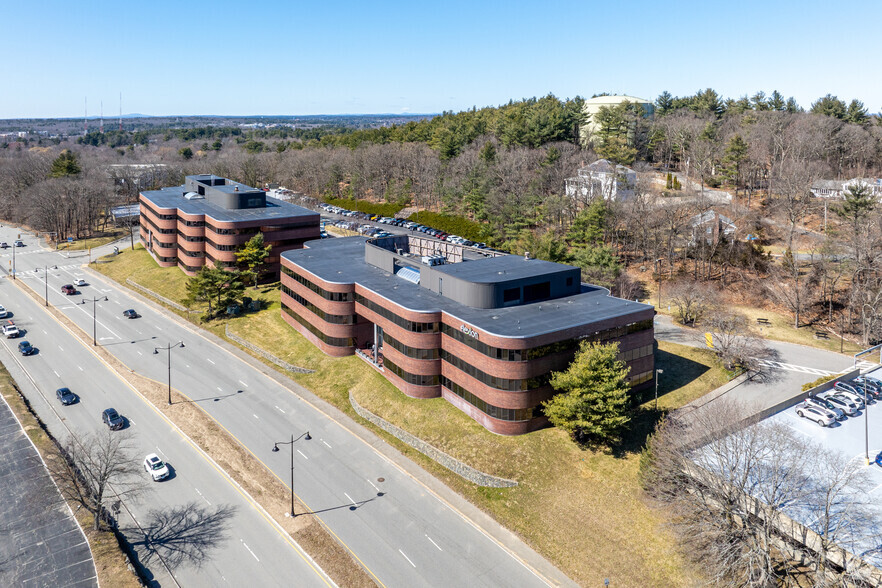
460, 324, 479, 339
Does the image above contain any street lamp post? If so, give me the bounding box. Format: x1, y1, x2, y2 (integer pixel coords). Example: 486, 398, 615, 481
80, 295, 108, 345
11, 241, 15, 280
272, 431, 311, 518
655, 368, 664, 410
655, 258, 664, 309
863, 378, 869, 466
153, 342, 185, 405
44, 265, 57, 307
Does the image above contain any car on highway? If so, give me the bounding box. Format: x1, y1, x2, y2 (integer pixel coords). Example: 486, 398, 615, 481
804, 396, 845, 420
795, 403, 836, 427
4, 321, 20, 338
144, 454, 170, 481
18, 340, 35, 356
73, 278, 87, 287
56, 387, 78, 405
61, 284, 77, 295
820, 392, 860, 416
0, 304, 8, 319
122, 309, 140, 319
832, 382, 867, 406
102, 408, 124, 430
14, 240, 23, 247
876, 452, 882, 467
0, 242, 7, 249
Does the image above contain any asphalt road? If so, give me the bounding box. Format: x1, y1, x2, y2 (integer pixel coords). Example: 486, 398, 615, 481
0, 393, 97, 588
2, 232, 558, 587
0, 238, 332, 586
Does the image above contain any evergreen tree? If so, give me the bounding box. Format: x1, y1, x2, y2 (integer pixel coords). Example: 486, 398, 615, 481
835, 183, 876, 228
750, 91, 769, 111
768, 90, 786, 111
691, 88, 725, 118
846, 99, 869, 125
185, 266, 246, 317
235, 233, 272, 285
655, 91, 673, 116
571, 244, 622, 289
784, 97, 802, 113
543, 341, 632, 446
49, 149, 82, 177
179, 147, 194, 160
567, 199, 609, 245
722, 134, 749, 197
810, 94, 847, 119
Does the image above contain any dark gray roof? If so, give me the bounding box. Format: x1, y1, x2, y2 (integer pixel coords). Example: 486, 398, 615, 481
283, 238, 652, 339
433, 254, 578, 282
141, 186, 317, 223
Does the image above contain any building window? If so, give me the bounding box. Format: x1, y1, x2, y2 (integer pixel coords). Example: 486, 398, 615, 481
282, 303, 355, 347
441, 376, 535, 422
503, 287, 520, 303
523, 281, 550, 303
383, 332, 439, 360
384, 357, 439, 387
441, 350, 548, 391
566, 277, 573, 287
281, 285, 357, 325
281, 266, 354, 301
355, 293, 438, 333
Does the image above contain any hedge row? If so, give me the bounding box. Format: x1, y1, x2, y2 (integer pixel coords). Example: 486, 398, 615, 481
322, 197, 404, 217
406, 211, 488, 242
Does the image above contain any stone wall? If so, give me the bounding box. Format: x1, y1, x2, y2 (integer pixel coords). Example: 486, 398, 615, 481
349, 391, 518, 488
224, 325, 314, 374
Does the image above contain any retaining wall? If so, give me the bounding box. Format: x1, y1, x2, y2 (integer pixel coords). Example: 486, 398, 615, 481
224, 325, 313, 374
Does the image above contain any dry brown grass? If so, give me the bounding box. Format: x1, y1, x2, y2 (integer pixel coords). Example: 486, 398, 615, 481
12, 278, 376, 588
0, 365, 141, 587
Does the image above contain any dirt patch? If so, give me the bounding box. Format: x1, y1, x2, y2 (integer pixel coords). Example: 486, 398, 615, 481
13, 278, 376, 588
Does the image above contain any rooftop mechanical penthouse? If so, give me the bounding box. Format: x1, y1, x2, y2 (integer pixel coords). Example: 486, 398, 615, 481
140, 175, 320, 280
280, 235, 655, 435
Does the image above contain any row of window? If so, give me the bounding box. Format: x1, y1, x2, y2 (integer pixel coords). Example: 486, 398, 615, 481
619, 344, 654, 363
181, 219, 205, 227
179, 261, 203, 273
441, 376, 536, 422
282, 303, 355, 347
440, 318, 654, 363
178, 244, 204, 258
178, 230, 205, 242
355, 294, 439, 333
206, 239, 238, 252
205, 253, 236, 268
441, 349, 547, 392
282, 285, 358, 325
209, 226, 260, 236
384, 357, 440, 387
383, 332, 439, 360
142, 213, 176, 235
282, 266, 354, 302
629, 370, 653, 386
140, 201, 177, 221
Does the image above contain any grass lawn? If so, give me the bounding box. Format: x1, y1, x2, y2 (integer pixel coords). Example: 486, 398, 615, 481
56, 227, 130, 251
93, 247, 733, 586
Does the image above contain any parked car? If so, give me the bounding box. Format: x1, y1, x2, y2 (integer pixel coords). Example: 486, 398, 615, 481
804, 397, 845, 420
61, 284, 76, 295
796, 403, 836, 427
4, 321, 20, 338
73, 278, 87, 287
122, 309, 140, 319
821, 392, 860, 416
0, 305, 8, 319
18, 340, 35, 356
102, 408, 124, 430
832, 382, 867, 406
144, 454, 170, 481
853, 376, 882, 398
876, 452, 882, 467
56, 387, 77, 405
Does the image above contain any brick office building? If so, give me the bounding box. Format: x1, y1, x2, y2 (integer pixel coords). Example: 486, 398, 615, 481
280, 235, 655, 435
139, 175, 319, 279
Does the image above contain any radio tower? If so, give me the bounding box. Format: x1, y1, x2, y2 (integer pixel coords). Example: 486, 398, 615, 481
84, 97, 88, 135
100, 101, 104, 134
119, 93, 122, 131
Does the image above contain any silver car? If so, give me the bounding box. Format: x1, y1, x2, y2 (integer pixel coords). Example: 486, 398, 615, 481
804, 397, 845, 420
821, 392, 860, 416
833, 382, 866, 407
796, 404, 836, 427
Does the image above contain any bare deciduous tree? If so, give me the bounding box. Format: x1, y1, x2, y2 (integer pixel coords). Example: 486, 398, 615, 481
666, 279, 718, 325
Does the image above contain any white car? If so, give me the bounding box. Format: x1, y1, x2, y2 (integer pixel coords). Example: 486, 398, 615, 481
796, 404, 836, 427
820, 392, 859, 416
0, 305, 8, 319
3, 322, 19, 338
143, 453, 170, 481
73, 278, 87, 287
803, 397, 845, 420
833, 382, 866, 407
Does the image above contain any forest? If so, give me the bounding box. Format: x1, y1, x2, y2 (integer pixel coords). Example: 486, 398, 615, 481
2, 88, 882, 344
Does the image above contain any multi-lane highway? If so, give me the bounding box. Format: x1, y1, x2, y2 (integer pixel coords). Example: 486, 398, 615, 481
0, 236, 333, 587
0, 229, 562, 587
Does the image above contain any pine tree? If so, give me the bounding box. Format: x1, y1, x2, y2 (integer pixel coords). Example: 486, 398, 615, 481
235, 233, 272, 285
722, 135, 749, 197
543, 341, 632, 446
49, 149, 82, 177
666, 172, 673, 190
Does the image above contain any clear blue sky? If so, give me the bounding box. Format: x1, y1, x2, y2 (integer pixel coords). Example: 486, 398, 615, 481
4, 0, 878, 118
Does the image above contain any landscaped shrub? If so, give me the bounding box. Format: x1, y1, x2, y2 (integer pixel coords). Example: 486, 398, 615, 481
323, 197, 404, 217
406, 211, 488, 242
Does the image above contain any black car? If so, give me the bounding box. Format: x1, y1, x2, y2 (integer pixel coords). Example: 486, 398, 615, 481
56, 387, 77, 405
18, 340, 35, 355
122, 309, 140, 319
102, 408, 124, 430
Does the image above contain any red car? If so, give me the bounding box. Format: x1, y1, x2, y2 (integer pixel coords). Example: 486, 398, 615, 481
61, 284, 77, 295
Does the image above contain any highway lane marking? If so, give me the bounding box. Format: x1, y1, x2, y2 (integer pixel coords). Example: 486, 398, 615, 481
185, 364, 190, 368
52, 370, 60, 377
58, 346, 63, 351
194, 488, 212, 505
239, 380, 248, 387
206, 358, 216, 365
241, 540, 259, 562
156, 446, 167, 459
398, 549, 416, 568
322, 440, 332, 449
217, 386, 222, 391
253, 413, 259, 419
156, 326, 163, 331
42, 329, 47, 334
297, 450, 308, 460
344, 492, 358, 508
136, 350, 142, 356
366, 479, 379, 492
275, 406, 286, 414
78, 366, 83, 371
425, 535, 443, 551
